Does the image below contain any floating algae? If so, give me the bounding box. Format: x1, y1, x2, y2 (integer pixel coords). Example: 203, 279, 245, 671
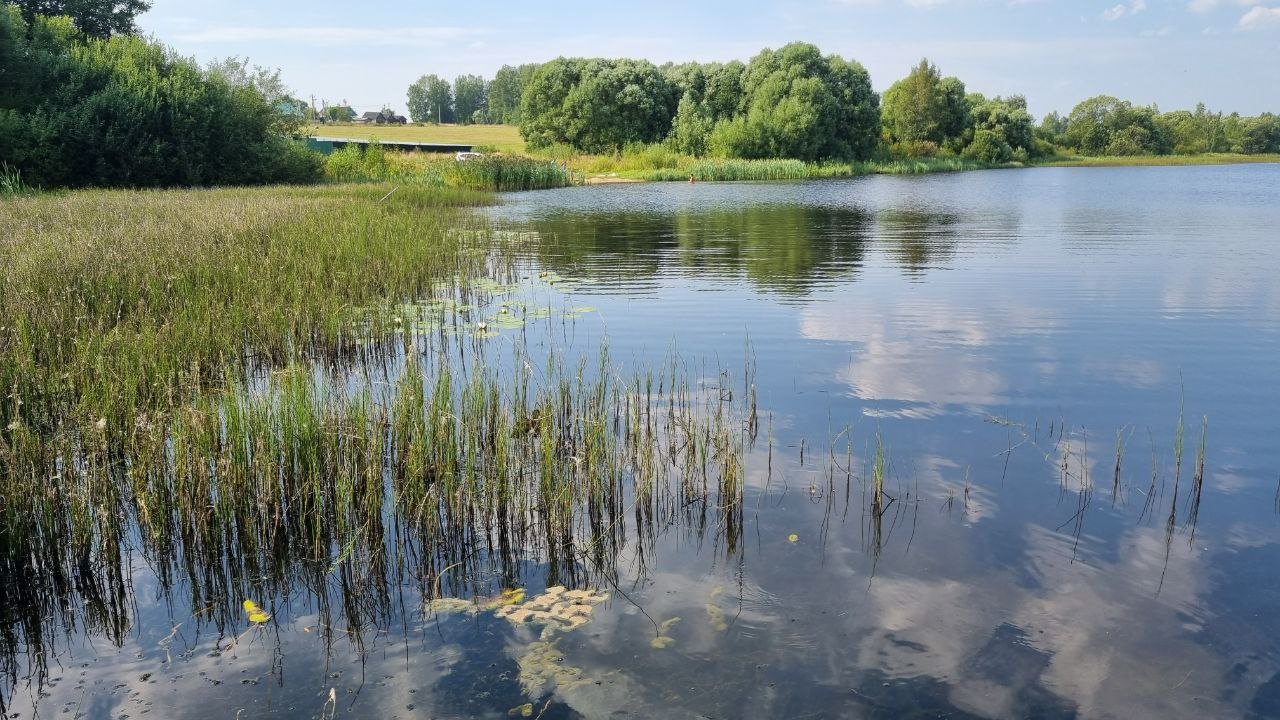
427, 588, 527, 616
517, 640, 590, 696
650, 617, 682, 649
705, 586, 728, 633
495, 585, 609, 633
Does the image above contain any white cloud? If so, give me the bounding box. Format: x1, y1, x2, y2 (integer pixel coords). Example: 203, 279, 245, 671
1239, 5, 1280, 27
1103, 0, 1147, 20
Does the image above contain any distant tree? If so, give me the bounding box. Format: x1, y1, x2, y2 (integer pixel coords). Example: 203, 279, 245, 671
881, 59, 969, 151
11, 0, 149, 37
1063, 95, 1169, 156
487, 63, 539, 124
406, 74, 452, 123
1242, 113, 1280, 154
453, 74, 487, 125
967, 94, 1035, 160
323, 104, 356, 123
702, 61, 745, 120
668, 91, 713, 156
708, 42, 880, 161
520, 57, 678, 153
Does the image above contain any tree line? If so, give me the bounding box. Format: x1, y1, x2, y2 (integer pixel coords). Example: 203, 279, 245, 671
409, 45, 1280, 161
1, 3, 321, 187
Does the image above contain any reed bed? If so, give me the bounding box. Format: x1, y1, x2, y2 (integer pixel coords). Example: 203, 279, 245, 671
0, 184, 494, 438
323, 143, 574, 191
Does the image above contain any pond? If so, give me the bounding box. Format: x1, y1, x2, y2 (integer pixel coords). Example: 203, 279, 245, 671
7, 164, 1280, 719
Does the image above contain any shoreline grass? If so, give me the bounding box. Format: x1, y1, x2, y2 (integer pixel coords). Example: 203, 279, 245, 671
1032, 152, 1280, 168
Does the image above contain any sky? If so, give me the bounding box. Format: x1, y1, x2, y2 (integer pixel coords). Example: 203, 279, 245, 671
139, 0, 1280, 119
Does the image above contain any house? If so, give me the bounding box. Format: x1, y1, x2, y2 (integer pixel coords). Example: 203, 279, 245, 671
355, 111, 381, 124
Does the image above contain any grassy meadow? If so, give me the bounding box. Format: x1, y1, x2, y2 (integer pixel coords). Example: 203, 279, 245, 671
309, 123, 528, 153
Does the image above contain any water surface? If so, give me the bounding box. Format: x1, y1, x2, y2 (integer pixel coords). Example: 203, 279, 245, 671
9, 164, 1280, 719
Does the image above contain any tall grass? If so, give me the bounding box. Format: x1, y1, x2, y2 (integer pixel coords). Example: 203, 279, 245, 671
323, 143, 573, 190
443, 155, 575, 191
0, 163, 30, 196
0, 183, 493, 434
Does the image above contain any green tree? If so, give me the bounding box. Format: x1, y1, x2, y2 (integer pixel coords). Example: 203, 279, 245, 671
519, 57, 677, 153
1242, 113, 1280, 154
453, 73, 487, 124
406, 74, 452, 123
881, 59, 969, 151
669, 91, 713, 156
487, 63, 538, 124
967, 94, 1035, 159
709, 42, 879, 161
0, 7, 320, 188
1062, 95, 1169, 156
11, 0, 149, 37
322, 104, 356, 123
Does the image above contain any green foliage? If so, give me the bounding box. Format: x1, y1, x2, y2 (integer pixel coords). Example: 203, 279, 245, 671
487, 64, 539, 125
963, 128, 1012, 164
0, 162, 31, 195
11, 0, 149, 37
453, 74, 487, 124
0, 8, 323, 188
407, 74, 453, 123
881, 59, 969, 147
322, 104, 356, 122
669, 92, 714, 156
1063, 95, 1170, 156
714, 43, 880, 161
1242, 113, 1280, 154
520, 57, 678, 153
644, 158, 810, 181
442, 155, 573, 191
968, 94, 1036, 157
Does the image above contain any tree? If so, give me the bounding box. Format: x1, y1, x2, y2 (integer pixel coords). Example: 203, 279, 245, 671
406, 74, 452, 123
669, 91, 713, 156
519, 57, 677, 153
1063, 95, 1169, 156
1242, 113, 1280, 154
453, 74, 487, 124
488, 63, 539, 124
709, 42, 880, 161
0, 7, 320, 188
967, 94, 1035, 159
323, 104, 356, 123
11, 0, 149, 37
881, 59, 969, 151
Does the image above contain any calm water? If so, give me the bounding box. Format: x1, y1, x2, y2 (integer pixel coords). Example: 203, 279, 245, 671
9, 164, 1280, 719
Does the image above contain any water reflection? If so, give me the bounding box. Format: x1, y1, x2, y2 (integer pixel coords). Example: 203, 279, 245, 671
9, 166, 1280, 718
514, 203, 972, 296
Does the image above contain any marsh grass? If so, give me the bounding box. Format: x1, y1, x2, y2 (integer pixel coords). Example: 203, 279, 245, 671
0, 163, 30, 196
323, 144, 573, 190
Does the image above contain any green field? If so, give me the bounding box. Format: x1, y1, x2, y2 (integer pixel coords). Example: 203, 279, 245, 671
309, 123, 527, 153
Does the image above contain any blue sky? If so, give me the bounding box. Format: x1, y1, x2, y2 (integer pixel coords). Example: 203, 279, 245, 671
141, 0, 1280, 119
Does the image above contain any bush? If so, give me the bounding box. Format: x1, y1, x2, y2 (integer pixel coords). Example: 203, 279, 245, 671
0, 8, 323, 188
963, 129, 1013, 164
